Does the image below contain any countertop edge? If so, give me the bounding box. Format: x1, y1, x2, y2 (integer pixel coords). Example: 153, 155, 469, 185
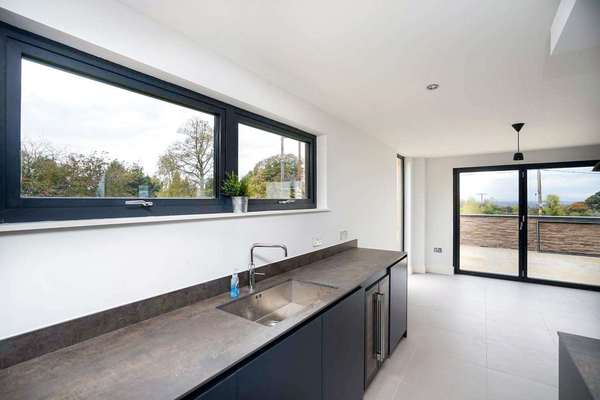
558, 331, 600, 399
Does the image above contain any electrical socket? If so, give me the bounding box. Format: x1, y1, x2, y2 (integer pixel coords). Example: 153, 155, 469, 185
312, 237, 323, 247
339, 230, 348, 241
434, 247, 443, 253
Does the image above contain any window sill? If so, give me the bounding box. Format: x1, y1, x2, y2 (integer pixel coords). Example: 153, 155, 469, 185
0, 208, 331, 234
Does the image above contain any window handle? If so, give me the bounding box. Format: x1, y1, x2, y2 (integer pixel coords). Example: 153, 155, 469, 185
277, 199, 296, 204
125, 200, 153, 207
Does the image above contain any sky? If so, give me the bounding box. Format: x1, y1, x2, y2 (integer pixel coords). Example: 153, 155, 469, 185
21, 58, 304, 179
460, 167, 600, 204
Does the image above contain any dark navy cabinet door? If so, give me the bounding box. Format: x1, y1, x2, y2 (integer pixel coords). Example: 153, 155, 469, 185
237, 317, 323, 400
389, 259, 408, 354
322, 289, 365, 400
193, 373, 236, 400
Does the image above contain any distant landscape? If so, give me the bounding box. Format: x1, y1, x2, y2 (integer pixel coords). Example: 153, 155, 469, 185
460, 192, 600, 217
20, 116, 304, 199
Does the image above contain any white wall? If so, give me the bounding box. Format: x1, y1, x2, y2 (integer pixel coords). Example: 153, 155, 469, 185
406, 158, 426, 274
0, 2, 400, 339
422, 145, 600, 274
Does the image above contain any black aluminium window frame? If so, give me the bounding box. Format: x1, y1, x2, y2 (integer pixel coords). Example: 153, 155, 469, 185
235, 110, 316, 212
453, 159, 600, 292
0, 22, 316, 223
397, 154, 405, 252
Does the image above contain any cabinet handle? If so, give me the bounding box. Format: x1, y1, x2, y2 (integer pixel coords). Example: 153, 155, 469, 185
375, 292, 384, 362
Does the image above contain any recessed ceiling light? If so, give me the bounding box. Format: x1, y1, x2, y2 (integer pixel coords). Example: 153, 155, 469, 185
426, 83, 439, 90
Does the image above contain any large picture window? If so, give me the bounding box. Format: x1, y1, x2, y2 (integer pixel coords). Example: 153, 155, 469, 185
21, 58, 216, 200
0, 23, 316, 222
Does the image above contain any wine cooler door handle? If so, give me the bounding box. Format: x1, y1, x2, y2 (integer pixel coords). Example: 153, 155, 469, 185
375, 292, 384, 362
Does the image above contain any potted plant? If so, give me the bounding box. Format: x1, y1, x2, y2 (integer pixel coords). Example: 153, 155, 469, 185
221, 172, 249, 213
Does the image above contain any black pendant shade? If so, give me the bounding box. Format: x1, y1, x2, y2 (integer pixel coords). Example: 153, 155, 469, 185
512, 123, 525, 161
593, 161, 600, 172
511, 123, 525, 133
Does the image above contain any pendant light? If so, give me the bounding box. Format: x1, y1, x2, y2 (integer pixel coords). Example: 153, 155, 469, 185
512, 123, 525, 161
593, 160, 600, 172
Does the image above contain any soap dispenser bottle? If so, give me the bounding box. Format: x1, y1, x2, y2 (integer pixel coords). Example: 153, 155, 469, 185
230, 269, 240, 298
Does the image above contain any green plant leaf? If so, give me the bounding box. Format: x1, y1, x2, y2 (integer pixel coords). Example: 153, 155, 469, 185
221, 172, 243, 196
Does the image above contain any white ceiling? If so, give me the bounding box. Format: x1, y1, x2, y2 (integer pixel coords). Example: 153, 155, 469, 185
120, 0, 600, 157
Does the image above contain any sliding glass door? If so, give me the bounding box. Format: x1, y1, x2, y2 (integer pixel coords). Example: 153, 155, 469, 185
454, 161, 600, 290
526, 166, 600, 286
458, 170, 520, 276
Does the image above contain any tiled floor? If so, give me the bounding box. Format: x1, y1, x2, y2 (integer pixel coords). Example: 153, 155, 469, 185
364, 273, 600, 400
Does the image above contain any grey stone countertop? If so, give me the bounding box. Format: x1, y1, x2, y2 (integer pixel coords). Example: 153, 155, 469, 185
558, 331, 600, 399
0, 247, 406, 400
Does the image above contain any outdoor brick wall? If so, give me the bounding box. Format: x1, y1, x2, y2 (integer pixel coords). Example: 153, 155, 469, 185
460, 215, 519, 249
460, 215, 600, 257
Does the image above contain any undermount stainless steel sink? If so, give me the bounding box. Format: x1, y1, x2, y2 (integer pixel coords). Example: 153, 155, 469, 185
218, 280, 338, 327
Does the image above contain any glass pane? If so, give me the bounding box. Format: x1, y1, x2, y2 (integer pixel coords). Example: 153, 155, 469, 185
238, 123, 307, 199
459, 170, 519, 276
527, 167, 600, 286
20, 58, 215, 199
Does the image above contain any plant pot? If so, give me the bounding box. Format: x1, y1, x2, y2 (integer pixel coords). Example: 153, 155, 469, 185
231, 196, 248, 213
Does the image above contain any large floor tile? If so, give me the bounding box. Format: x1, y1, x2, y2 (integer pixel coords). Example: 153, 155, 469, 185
410, 326, 486, 367
396, 350, 487, 400
487, 369, 558, 400
364, 364, 402, 400
385, 335, 418, 376
409, 305, 486, 337
543, 312, 600, 340
486, 319, 557, 356
486, 306, 548, 330
486, 340, 558, 387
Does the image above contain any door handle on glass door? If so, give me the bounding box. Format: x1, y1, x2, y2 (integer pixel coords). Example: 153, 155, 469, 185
520, 215, 525, 231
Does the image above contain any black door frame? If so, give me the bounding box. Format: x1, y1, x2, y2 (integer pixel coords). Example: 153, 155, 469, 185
397, 154, 406, 252
453, 159, 600, 291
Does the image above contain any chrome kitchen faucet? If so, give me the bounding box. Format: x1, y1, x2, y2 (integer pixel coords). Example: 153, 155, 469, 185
248, 243, 288, 292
